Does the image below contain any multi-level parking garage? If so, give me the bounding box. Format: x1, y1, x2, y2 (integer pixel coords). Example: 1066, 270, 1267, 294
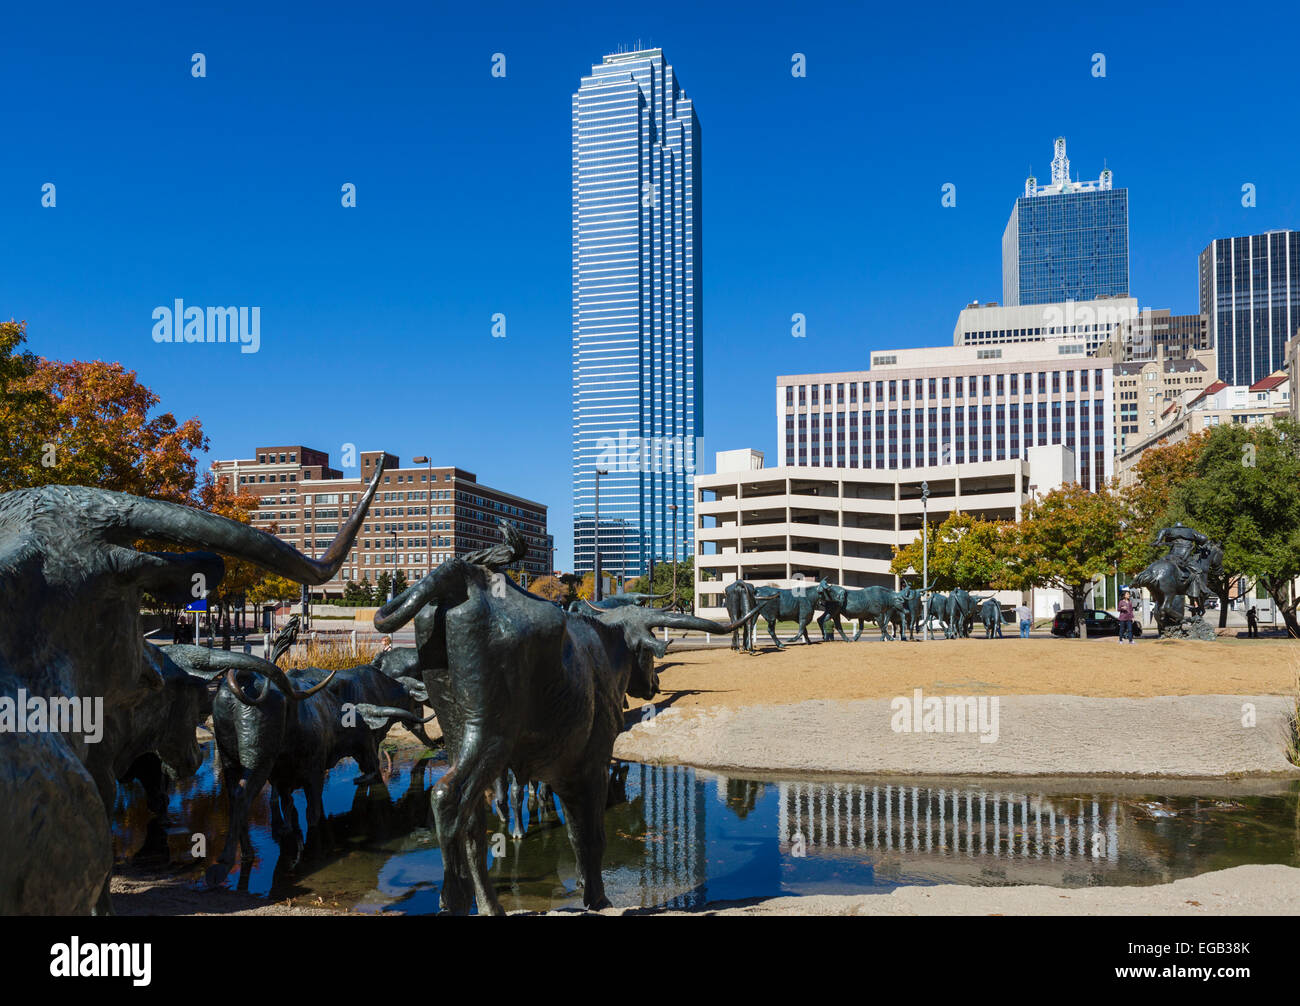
693, 446, 1073, 619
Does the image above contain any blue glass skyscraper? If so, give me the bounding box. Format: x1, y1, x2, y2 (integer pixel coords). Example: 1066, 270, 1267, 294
1002, 137, 1129, 307
572, 48, 702, 579
1199, 230, 1300, 387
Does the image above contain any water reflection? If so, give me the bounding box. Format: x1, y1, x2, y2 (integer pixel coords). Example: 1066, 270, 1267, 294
110, 746, 1300, 913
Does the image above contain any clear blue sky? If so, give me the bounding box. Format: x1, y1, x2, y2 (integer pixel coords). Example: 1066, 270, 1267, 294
3, 0, 1297, 569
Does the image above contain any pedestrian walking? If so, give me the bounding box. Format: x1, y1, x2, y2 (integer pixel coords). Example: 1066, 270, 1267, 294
1247, 606, 1258, 639
1016, 602, 1031, 638
1117, 589, 1135, 644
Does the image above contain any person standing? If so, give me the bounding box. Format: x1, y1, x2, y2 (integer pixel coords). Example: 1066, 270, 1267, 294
1247, 606, 1258, 639
1016, 602, 1031, 638
1117, 589, 1135, 644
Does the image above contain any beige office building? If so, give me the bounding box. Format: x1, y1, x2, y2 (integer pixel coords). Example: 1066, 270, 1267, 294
1112, 346, 1216, 455
777, 340, 1114, 492
693, 445, 1074, 621
1117, 372, 1292, 485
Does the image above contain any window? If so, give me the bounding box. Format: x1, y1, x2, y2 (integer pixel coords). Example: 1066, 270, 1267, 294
873, 354, 897, 366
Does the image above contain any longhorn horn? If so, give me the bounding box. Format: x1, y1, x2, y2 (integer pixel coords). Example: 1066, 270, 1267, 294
352, 704, 438, 726
640, 606, 763, 635
165, 645, 338, 703
373, 568, 446, 633
100, 457, 385, 584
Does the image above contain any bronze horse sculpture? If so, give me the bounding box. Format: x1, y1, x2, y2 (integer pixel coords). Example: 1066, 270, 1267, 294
1131, 523, 1223, 636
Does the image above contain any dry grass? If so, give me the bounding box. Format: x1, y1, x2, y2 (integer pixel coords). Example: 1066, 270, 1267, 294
1286, 651, 1300, 768
280, 637, 382, 670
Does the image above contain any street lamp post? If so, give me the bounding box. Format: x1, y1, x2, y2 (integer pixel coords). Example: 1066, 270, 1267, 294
593, 468, 607, 602
1027, 483, 1038, 621
413, 455, 433, 578
387, 531, 398, 602
921, 481, 930, 641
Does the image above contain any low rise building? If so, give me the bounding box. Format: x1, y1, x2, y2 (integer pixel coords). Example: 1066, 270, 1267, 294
693, 445, 1073, 621
1117, 372, 1292, 485
1112, 346, 1216, 455
953, 296, 1137, 355
210, 445, 550, 596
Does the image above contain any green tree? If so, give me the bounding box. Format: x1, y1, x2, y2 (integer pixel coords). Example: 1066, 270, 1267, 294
1170, 420, 1300, 637
375, 571, 393, 603
1119, 430, 1244, 626
1005, 482, 1131, 639
392, 569, 409, 598
890, 511, 1011, 591
645, 555, 694, 608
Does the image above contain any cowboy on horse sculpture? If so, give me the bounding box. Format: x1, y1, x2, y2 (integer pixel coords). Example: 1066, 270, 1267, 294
1131, 521, 1223, 635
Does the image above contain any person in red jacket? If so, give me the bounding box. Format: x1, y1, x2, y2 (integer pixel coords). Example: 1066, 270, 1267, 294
1117, 589, 1135, 644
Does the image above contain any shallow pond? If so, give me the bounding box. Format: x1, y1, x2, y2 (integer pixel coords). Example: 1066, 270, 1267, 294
112, 743, 1300, 913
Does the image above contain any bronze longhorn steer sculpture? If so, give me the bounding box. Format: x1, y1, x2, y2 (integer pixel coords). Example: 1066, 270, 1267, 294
724, 579, 760, 652
373, 521, 758, 915
567, 591, 670, 613
203, 646, 435, 885
0, 466, 382, 914
83, 643, 234, 913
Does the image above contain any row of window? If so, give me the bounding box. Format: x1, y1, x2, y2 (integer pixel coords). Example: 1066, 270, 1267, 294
786, 370, 1106, 407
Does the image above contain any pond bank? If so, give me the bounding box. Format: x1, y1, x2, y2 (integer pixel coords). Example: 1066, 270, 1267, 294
598, 865, 1300, 916
614, 694, 1300, 778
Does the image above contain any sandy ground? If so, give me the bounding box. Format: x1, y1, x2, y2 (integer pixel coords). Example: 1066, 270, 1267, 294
110, 871, 355, 915
112, 864, 1300, 917
597, 865, 1300, 916
610, 637, 1300, 778
633, 636, 1299, 709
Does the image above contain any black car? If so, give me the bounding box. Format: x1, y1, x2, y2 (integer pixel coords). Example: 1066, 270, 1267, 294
1050, 608, 1143, 637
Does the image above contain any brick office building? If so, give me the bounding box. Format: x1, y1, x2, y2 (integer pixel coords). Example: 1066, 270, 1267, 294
210, 445, 550, 597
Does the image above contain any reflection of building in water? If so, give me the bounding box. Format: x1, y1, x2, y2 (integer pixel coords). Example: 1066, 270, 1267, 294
633, 764, 708, 909
778, 782, 1121, 881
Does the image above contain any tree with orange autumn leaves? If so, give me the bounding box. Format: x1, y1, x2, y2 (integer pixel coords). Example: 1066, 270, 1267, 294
1, 320, 274, 636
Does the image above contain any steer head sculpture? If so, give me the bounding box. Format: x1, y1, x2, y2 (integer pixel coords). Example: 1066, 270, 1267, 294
0, 462, 383, 914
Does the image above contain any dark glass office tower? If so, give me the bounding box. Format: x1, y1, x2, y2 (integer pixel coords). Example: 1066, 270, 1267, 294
572, 48, 702, 578
1002, 137, 1129, 307
1199, 230, 1300, 387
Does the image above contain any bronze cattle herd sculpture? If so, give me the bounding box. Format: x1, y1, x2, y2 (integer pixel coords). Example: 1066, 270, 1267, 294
0, 473, 1221, 914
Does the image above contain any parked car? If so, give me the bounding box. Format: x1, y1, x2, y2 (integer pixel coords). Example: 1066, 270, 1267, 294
1050, 608, 1143, 638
